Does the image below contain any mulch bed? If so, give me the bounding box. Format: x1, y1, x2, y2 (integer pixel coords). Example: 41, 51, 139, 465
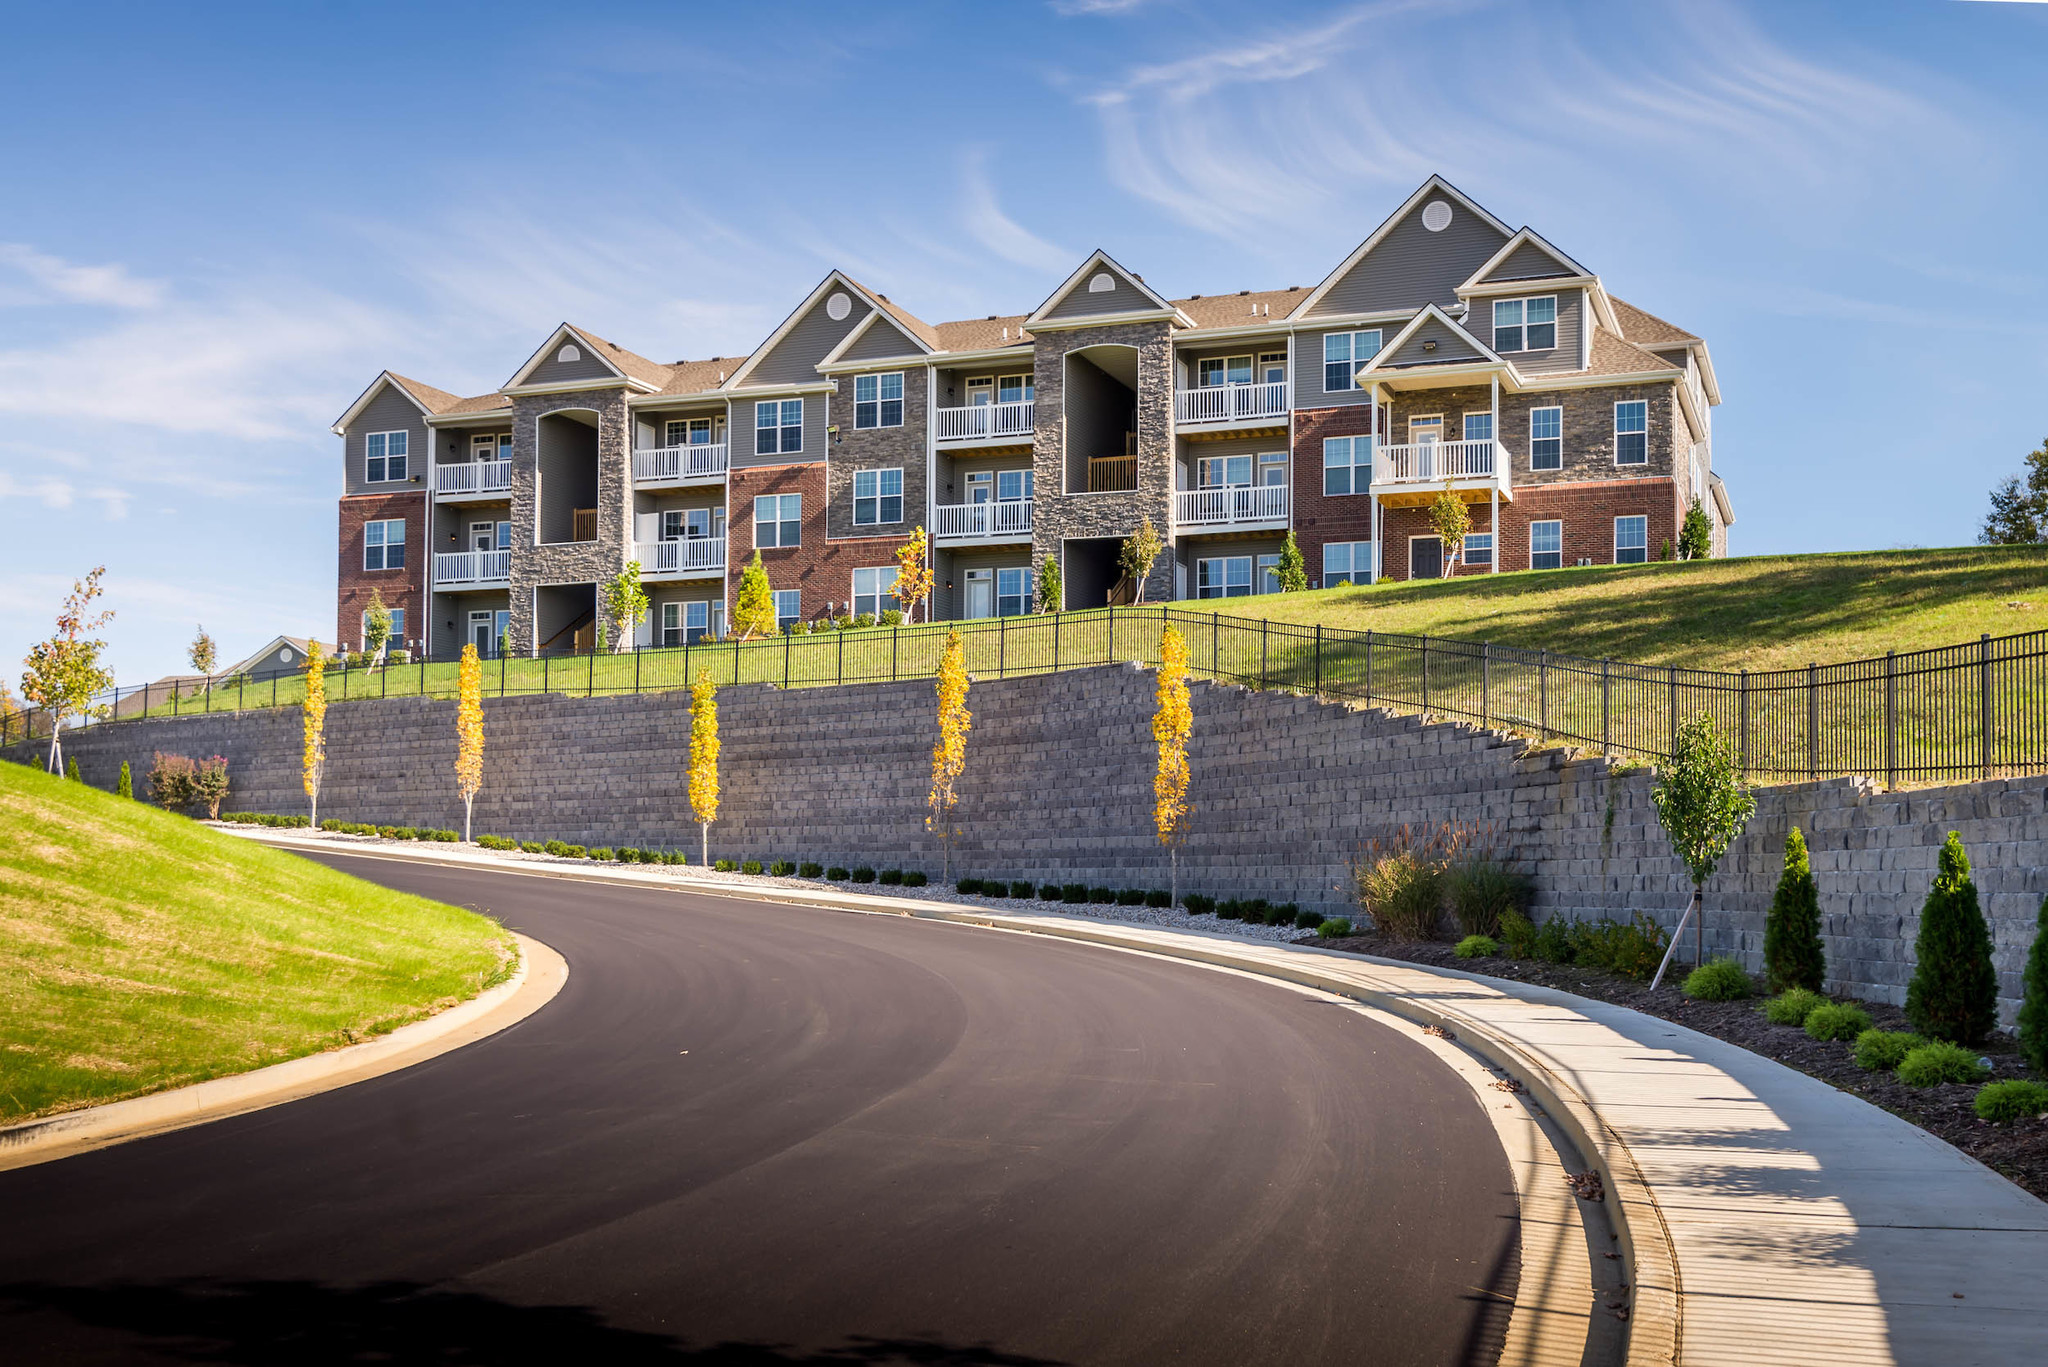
1310, 932, 2048, 1203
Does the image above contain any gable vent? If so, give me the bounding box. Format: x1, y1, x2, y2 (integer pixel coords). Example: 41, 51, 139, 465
557, 344, 581, 362
826, 291, 853, 320
1422, 200, 1453, 232
1088, 272, 1115, 293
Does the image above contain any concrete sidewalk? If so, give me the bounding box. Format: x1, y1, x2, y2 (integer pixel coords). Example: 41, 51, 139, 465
242, 830, 2048, 1367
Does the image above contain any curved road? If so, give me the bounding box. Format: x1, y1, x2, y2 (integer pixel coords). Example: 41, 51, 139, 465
2, 854, 1519, 1366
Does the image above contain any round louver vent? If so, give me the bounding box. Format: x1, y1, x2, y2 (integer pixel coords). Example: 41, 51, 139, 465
826, 291, 852, 320
1421, 200, 1453, 232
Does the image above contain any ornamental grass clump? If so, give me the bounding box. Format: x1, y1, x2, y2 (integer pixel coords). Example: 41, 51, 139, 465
1317, 917, 1353, 939
1443, 839, 1533, 939
1803, 1002, 1872, 1043
1896, 1040, 1991, 1087
1854, 1029, 1922, 1072
1974, 1079, 2048, 1123
1354, 824, 1455, 940
1682, 957, 1752, 1001
1764, 827, 1826, 993
1905, 833, 1999, 1046
1455, 934, 1499, 960
1765, 988, 1829, 1027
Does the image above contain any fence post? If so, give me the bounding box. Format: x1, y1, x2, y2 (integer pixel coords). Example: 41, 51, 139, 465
1806, 662, 1817, 780
1314, 623, 1323, 696
588, 648, 595, 698
1538, 649, 1548, 739
1213, 611, 1220, 679
999, 614, 1006, 679
1053, 611, 1061, 671
1980, 633, 1992, 780
892, 626, 899, 682
1421, 636, 1430, 714
1668, 665, 1678, 760
1482, 642, 1490, 728
1365, 629, 1374, 704
173, 680, 179, 717
635, 644, 642, 694
240, 675, 246, 711
543, 654, 550, 694
1739, 670, 1750, 782
1600, 658, 1611, 756
836, 627, 844, 685
1885, 650, 1898, 791
783, 631, 791, 689
272, 675, 279, 709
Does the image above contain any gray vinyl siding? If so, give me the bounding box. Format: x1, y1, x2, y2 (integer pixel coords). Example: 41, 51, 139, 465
933, 355, 1034, 407
938, 450, 1037, 501
1482, 240, 1578, 284
1292, 328, 1380, 409
634, 402, 728, 450
839, 317, 923, 363
433, 422, 514, 467
740, 294, 867, 387
1042, 267, 1157, 321
1304, 201, 1509, 317
521, 338, 622, 387
1384, 316, 1483, 368
728, 394, 827, 470
1174, 433, 1288, 489
432, 499, 512, 548
1488, 288, 1584, 377
934, 545, 1035, 621
343, 384, 430, 495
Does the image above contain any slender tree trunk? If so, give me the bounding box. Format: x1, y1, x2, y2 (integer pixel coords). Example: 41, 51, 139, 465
46, 727, 61, 775
310, 788, 318, 830
700, 822, 708, 868
464, 796, 474, 844
1694, 882, 1705, 969
1170, 846, 1178, 908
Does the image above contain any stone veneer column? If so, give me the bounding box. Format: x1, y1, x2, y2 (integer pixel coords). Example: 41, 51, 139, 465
507, 387, 634, 653
1030, 319, 1178, 605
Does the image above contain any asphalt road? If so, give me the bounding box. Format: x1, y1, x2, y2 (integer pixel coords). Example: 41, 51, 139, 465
2, 853, 1520, 1366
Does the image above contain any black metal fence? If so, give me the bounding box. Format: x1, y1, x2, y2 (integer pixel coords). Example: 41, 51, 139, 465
9, 606, 2047, 789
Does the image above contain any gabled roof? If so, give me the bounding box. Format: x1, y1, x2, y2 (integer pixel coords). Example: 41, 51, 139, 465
1290, 175, 1515, 319
331, 370, 443, 434
1356, 303, 1506, 377
932, 315, 1033, 353
721, 270, 927, 389
1582, 330, 1683, 378
502, 323, 673, 392
818, 306, 935, 368
1172, 287, 1308, 330
221, 635, 314, 678
1607, 297, 1699, 347
647, 356, 747, 398
1459, 227, 1594, 292
851, 279, 939, 352
1024, 249, 1188, 330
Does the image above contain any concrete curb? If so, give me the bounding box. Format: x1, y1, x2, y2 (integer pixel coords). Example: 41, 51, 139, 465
0, 931, 567, 1172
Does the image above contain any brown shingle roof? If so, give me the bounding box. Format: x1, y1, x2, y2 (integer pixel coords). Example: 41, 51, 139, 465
842, 278, 939, 351
652, 357, 746, 397
931, 315, 1034, 353
385, 372, 465, 414
565, 325, 676, 388
1583, 330, 1683, 378
1607, 297, 1699, 348
440, 392, 514, 416
1171, 287, 1307, 329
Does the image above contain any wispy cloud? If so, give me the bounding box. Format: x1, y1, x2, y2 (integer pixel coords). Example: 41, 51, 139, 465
1051, 0, 1153, 15
0, 243, 167, 309
959, 149, 1072, 274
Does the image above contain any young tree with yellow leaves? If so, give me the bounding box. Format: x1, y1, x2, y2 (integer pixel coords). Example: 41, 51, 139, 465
731, 550, 778, 640
688, 671, 721, 866
1153, 624, 1193, 905
927, 629, 971, 879
1427, 480, 1471, 578
21, 566, 115, 774
302, 638, 328, 827
456, 643, 485, 841
893, 527, 934, 625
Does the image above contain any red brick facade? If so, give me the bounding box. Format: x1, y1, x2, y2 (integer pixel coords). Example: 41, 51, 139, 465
1289, 405, 1382, 584
337, 492, 426, 652
728, 463, 911, 623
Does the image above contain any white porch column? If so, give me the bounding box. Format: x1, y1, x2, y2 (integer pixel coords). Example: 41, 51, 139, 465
1490, 373, 1500, 573
1369, 382, 1382, 582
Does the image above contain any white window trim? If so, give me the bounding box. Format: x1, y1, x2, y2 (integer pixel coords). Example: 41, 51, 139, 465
1613, 400, 1650, 467
1321, 539, 1373, 588
853, 371, 906, 430
1462, 412, 1495, 442
1322, 330, 1384, 393
1529, 405, 1564, 472
850, 565, 900, 617
995, 565, 1036, 616
1194, 555, 1255, 599
755, 493, 801, 548
1491, 294, 1558, 354
852, 467, 905, 526
364, 429, 410, 482
1614, 514, 1650, 563
756, 398, 802, 456
1462, 532, 1494, 567
363, 518, 406, 571
1529, 519, 1564, 570
1407, 414, 1444, 440
1322, 435, 1372, 497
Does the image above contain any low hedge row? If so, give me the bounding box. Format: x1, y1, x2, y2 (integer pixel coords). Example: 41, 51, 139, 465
319, 819, 460, 842
218, 812, 310, 828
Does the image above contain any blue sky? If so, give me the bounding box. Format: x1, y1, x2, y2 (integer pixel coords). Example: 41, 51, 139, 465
3, 0, 2045, 683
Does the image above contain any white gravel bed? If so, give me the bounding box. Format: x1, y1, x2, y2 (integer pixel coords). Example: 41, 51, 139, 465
240, 826, 1318, 944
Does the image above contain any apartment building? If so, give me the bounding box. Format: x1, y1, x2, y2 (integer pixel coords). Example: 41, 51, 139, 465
331, 175, 1731, 660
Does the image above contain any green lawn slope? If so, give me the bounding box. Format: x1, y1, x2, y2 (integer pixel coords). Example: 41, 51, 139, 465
0, 759, 516, 1123
1233, 545, 2048, 673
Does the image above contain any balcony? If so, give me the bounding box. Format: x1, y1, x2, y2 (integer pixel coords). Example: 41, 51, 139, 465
635, 538, 726, 579
1174, 381, 1288, 429
434, 550, 511, 587
1174, 483, 1290, 532
933, 499, 1033, 543
435, 459, 512, 499
633, 443, 728, 487
1371, 440, 1513, 505
1085, 455, 1137, 493
935, 401, 1034, 446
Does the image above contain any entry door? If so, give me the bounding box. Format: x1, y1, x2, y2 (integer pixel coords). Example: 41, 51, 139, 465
1410, 416, 1442, 481
1411, 536, 1443, 580
966, 471, 994, 504
468, 611, 495, 655
469, 521, 494, 551
964, 568, 995, 619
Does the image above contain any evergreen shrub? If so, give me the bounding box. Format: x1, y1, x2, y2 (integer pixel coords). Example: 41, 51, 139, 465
1804, 1003, 1872, 1042
1317, 917, 1353, 938
800, 863, 823, 878
1764, 827, 1827, 993
1974, 1079, 2048, 1123
1853, 1029, 1922, 1072
904, 871, 928, 887
1896, 1041, 1990, 1087
1181, 894, 1215, 915
1455, 934, 1499, 959
826, 867, 850, 881
1682, 958, 1752, 1001
1765, 988, 1828, 1027
1905, 833, 1998, 1045
878, 868, 903, 885
2017, 892, 2048, 1075
851, 867, 875, 883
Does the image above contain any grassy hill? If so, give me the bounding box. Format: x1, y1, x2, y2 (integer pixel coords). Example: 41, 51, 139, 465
0, 759, 515, 1123
1231, 545, 2048, 673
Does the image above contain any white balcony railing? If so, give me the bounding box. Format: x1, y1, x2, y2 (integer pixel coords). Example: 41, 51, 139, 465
1375, 439, 1506, 486
433, 550, 511, 585
1174, 381, 1289, 426
1174, 484, 1290, 528
633, 443, 729, 484
635, 538, 726, 575
435, 459, 513, 496
934, 401, 1034, 443
934, 500, 1034, 540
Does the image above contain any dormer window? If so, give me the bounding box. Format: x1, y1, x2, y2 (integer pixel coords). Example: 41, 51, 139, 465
364, 430, 408, 482
1492, 296, 1557, 352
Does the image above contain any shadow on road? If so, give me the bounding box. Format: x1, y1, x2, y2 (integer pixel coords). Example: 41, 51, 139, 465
0, 1279, 1072, 1366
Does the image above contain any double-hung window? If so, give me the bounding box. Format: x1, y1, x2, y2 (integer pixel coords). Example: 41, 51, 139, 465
1615, 515, 1649, 564
1530, 406, 1563, 470
854, 372, 904, 429
755, 493, 801, 548
1492, 296, 1557, 352
660, 602, 684, 648
363, 608, 406, 648
1463, 413, 1494, 442
853, 468, 903, 525
1198, 355, 1253, 388
1196, 556, 1253, 598
666, 417, 715, 447
1614, 401, 1648, 465
1323, 435, 1372, 495
997, 468, 1033, 502
772, 590, 801, 633
997, 374, 1033, 404
755, 399, 802, 455
1322, 330, 1382, 391
663, 508, 717, 541
1463, 533, 1493, 568
364, 431, 408, 482
363, 518, 406, 570
1198, 454, 1253, 488
1530, 520, 1563, 570
996, 567, 1034, 617
1322, 541, 1372, 588
851, 566, 899, 619
1257, 553, 1282, 594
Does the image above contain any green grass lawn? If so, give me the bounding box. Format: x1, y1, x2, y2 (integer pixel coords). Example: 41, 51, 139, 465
1230, 545, 2048, 672
0, 758, 516, 1123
